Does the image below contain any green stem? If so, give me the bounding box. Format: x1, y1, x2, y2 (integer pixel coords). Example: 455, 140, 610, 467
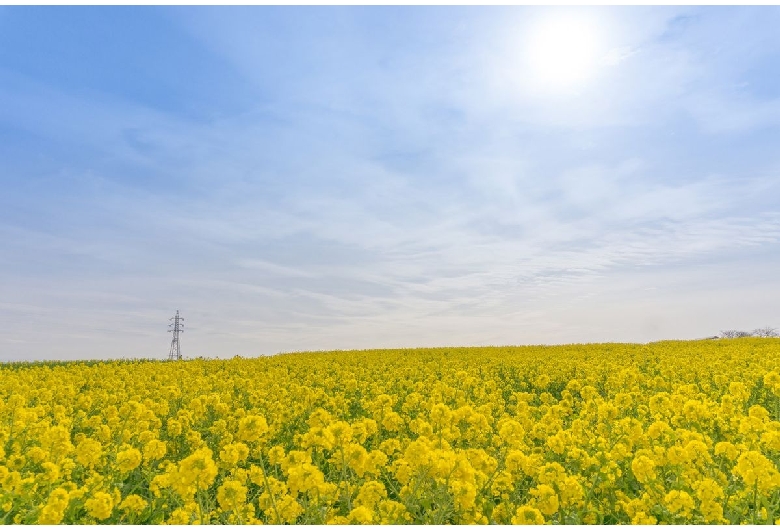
257, 453, 282, 524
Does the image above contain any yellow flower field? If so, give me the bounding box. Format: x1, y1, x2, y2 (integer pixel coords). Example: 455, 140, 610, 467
2, 338, 780, 524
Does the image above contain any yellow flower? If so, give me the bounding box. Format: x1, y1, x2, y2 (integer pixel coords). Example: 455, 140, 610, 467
2, 469, 21, 490
40, 461, 60, 483
450, 479, 477, 511
631, 455, 657, 483
166, 419, 182, 436
351, 418, 378, 443
764, 371, 780, 395
381, 411, 404, 432
733, 450, 780, 494
647, 420, 671, 439
530, 484, 559, 516
216, 479, 248, 511
344, 443, 370, 476
75, 438, 103, 468
96, 424, 112, 443
219, 442, 249, 467
267, 445, 286, 466
27, 446, 47, 464
714, 441, 739, 461
378, 499, 410, 524
667, 445, 689, 465
38, 504, 66, 525
348, 505, 374, 524
700, 500, 726, 524
664, 490, 695, 518
694, 478, 724, 503
85, 492, 114, 520
248, 464, 267, 486
546, 431, 567, 455
379, 438, 401, 456
537, 462, 566, 485
512, 505, 545, 524
118, 494, 148, 514
355, 480, 387, 509
534, 374, 551, 389
504, 450, 527, 477
49, 487, 70, 507
559, 476, 585, 508
142, 439, 167, 462
237, 414, 268, 443
116, 447, 142, 473
37, 487, 70, 524
286, 462, 326, 496
7, 454, 26, 470
178, 447, 218, 490
430, 402, 453, 429
631, 511, 657, 524
166, 507, 193, 524
327, 420, 353, 446
729, 381, 749, 402
274, 494, 303, 524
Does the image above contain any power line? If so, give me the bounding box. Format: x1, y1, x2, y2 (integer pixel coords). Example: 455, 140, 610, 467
168, 310, 184, 361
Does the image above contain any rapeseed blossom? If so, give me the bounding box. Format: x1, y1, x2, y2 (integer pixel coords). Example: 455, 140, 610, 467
84, 492, 114, 520
118, 494, 148, 514
116, 447, 142, 473
2, 338, 780, 523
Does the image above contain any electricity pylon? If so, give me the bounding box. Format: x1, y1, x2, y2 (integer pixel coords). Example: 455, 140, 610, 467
168, 310, 184, 360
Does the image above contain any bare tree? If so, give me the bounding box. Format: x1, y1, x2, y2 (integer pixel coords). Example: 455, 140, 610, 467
719, 330, 753, 338
752, 326, 779, 338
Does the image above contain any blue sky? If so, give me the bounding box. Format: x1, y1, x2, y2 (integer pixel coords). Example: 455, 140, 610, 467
1, 6, 779, 361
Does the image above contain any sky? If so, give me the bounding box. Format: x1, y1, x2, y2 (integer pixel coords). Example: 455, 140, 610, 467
1, 6, 779, 361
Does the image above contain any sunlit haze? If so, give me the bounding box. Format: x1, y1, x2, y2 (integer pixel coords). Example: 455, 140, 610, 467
524, 12, 603, 91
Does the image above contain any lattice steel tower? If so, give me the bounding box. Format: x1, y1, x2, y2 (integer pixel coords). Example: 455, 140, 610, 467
168, 310, 184, 360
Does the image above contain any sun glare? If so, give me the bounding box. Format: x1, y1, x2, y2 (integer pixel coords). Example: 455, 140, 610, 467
525, 13, 603, 92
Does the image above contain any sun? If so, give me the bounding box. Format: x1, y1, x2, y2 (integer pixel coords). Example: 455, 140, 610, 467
525, 12, 603, 92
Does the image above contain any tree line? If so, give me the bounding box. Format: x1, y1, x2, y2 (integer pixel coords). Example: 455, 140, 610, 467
718, 326, 778, 338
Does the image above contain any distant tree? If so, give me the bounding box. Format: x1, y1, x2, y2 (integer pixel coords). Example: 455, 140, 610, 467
752, 326, 779, 338
719, 330, 753, 338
